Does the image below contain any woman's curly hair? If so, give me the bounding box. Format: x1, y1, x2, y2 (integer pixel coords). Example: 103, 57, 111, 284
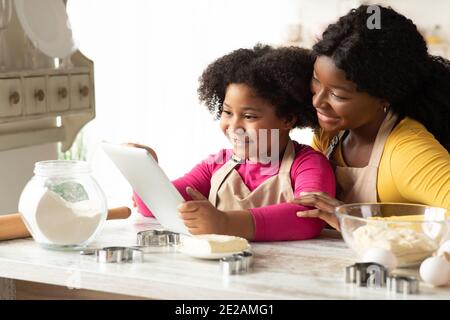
197, 44, 318, 129
313, 5, 450, 151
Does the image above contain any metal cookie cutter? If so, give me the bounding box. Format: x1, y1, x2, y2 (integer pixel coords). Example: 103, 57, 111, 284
235, 251, 253, 271
96, 246, 143, 263
137, 229, 180, 247
220, 251, 253, 275
345, 262, 387, 287
387, 274, 419, 295
80, 230, 181, 263
79, 248, 97, 256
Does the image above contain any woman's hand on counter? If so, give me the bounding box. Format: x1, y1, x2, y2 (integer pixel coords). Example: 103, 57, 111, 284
289, 192, 343, 231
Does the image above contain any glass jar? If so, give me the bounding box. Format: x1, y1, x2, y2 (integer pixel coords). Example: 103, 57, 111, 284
18, 160, 107, 250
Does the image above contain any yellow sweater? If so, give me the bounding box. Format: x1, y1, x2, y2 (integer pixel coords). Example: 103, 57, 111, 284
311, 117, 450, 208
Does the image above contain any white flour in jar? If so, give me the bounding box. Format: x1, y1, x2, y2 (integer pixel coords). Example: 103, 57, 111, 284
34, 190, 102, 245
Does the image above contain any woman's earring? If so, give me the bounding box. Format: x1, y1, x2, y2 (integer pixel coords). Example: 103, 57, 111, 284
383, 105, 389, 113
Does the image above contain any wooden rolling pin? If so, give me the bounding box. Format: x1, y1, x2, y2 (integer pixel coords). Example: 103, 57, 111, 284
0, 206, 131, 241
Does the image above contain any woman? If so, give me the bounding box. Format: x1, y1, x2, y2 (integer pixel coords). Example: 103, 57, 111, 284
290, 5, 450, 229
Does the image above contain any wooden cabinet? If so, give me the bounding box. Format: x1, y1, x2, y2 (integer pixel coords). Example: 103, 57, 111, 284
0, 69, 94, 120
0, 65, 95, 152
0, 78, 23, 118
48, 75, 70, 112
24, 76, 47, 115
70, 74, 91, 110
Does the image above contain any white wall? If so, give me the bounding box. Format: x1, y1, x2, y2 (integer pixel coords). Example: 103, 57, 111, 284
280, 0, 450, 46
367, 0, 450, 41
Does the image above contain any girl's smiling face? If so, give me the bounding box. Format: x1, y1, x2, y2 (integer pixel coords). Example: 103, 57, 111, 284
311, 56, 387, 132
220, 83, 294, 161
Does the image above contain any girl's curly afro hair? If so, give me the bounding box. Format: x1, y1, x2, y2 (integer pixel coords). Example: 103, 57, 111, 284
313, 5, 450, 151
197, 44, 318, 129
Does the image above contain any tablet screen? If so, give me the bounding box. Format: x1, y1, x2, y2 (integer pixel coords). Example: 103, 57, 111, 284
102, 142, 190, 235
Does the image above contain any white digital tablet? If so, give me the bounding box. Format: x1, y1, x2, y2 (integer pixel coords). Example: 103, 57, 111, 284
101, 142, 190, 235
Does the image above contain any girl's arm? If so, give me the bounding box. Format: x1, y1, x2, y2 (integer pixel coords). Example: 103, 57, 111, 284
249, 147, 336, 241
179, 148, 336, 241
178, 187, 255, 239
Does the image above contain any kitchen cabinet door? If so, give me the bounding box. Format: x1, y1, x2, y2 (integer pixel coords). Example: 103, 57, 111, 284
24, 76, 47, 115
48, 75, 70, 112
70, 74, 91, 110
0, 78, 24, 118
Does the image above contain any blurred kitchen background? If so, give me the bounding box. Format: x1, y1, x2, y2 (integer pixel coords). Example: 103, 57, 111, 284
1, 0, 449, 214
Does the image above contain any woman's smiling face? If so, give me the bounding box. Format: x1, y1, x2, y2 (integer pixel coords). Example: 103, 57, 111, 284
311, 55, 386, 132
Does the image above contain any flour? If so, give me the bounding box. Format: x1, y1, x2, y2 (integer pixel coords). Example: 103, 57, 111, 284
352, 224, 438, 266
34, 190, 103, 245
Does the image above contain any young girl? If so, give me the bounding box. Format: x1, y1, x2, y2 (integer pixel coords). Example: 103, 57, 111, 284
132, 45, 335, 241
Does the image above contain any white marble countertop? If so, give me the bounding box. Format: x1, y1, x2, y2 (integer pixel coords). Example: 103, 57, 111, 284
1, 213, 449, 300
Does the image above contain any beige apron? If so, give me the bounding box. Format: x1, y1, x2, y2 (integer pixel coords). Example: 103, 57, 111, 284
325, 110, 398, 203
208, 140, 295, 211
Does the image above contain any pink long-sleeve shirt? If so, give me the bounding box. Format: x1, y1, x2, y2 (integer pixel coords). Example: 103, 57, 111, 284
134, 141, 336, 241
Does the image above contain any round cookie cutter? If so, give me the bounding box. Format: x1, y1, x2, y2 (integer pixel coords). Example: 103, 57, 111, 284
137, 229, 180, 247
80, 229, 180, 263
96, 246, 143, 263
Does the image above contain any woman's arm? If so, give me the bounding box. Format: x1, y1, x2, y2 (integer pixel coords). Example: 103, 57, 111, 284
387, 128, 450, 207
249, 148, 336, 240
290, 124, 450, 230
178, 148, 336, 241
289, 192, 343, 230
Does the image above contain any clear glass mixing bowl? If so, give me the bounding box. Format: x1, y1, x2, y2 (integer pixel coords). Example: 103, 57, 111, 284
335, 203, 450, 267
